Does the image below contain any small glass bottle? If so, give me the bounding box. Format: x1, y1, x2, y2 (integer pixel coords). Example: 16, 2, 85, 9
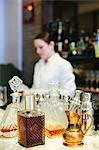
17, 93, 45, 148
81, 92, 95, 135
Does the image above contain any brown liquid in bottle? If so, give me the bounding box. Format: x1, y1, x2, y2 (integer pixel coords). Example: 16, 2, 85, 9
45, 124, 65, 138
17, 111, 45, 148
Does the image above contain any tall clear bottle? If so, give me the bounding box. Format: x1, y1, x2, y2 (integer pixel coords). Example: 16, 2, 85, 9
81, 92, 95, 135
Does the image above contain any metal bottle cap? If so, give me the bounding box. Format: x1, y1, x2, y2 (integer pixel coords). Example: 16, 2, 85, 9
24, 93, 35, 111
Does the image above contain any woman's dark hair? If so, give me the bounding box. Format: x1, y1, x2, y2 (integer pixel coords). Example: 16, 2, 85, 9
34, 32, 50, 43
34, 32, 57, 51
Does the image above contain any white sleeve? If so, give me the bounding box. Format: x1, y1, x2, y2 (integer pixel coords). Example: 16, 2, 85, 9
60, 62, 76, 97
32, 63, 38, 89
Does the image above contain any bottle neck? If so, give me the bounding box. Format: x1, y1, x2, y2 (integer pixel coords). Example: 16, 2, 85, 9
24, 93, 36, 111
11, 92, 21, 103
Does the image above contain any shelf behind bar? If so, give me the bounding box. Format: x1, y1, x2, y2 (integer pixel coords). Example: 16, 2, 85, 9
67, 56, 99, 62
78, 87, 99, 94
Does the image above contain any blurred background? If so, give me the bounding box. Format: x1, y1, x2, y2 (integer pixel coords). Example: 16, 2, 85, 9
0, 0, 99, 101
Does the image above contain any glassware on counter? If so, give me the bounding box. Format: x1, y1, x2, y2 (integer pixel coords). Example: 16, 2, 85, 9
0, 76, 25, 138
62, 90, 94, 146
63, 110, 92, 147
0, 92, 22, 138
81, 92, 95, 135
38, 82, 69, 138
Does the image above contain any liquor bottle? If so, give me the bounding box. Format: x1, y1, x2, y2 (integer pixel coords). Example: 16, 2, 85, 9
61, 38, 70, 59
56, 21, 63, 52
17, 93, 45, 148
69, 41, 77, 56
77, 30, 86, 56
47, 20, 57, 42
62, 20, 70, 56
84, 32, 95, 57
94, 29, 99, 58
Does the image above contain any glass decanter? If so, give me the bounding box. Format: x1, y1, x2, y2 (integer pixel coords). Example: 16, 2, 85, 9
39, 82, 68, 138
0, 76, 24, 138
17, 92, 45, 148
0, 92, 22, 138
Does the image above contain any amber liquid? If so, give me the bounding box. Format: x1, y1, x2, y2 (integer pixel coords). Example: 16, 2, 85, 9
45, 124, 65, 138
1, 128, 17, 133
17, 111, 45, 148
65, 111, 79, 124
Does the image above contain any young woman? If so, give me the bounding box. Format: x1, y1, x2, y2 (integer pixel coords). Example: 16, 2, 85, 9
32, 32, 76, 97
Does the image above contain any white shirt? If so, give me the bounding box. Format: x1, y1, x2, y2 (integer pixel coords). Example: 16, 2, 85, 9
32, 53, 76, 97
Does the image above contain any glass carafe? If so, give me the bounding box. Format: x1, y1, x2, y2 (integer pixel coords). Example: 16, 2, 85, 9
0, 92, 22, 138
38, 82, 68, 138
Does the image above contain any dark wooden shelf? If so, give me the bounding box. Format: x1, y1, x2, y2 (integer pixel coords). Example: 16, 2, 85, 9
67, 56, 99, 62
67, 56, 99, 70
77, 87, 99, 95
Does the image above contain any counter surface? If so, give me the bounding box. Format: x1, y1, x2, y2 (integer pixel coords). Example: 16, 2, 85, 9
0, 132, 99, 150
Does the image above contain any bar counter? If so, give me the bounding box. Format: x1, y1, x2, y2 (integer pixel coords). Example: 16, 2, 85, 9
0, 133, 99, 150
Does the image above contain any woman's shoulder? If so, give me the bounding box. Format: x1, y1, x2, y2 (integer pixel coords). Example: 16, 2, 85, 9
57, 55, 73, 72
58, 54, 72, 66
35, 58, 43, 65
